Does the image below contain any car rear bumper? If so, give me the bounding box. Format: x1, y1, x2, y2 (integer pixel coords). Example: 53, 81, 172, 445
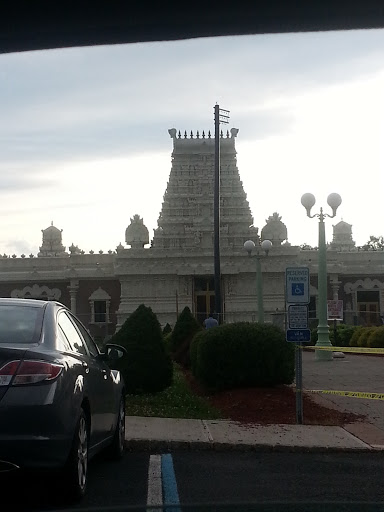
0, 384, 77, 469
0, 434, 72, 469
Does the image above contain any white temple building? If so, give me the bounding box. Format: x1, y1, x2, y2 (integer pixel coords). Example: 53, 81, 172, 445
0, 127, 382, 339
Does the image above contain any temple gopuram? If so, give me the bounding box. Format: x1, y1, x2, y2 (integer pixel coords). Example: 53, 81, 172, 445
0, 128, 382, 340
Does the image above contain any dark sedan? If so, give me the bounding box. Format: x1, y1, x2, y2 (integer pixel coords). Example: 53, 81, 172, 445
0, 298, 126, 500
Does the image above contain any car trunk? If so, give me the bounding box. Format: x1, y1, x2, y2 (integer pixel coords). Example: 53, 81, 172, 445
0, 347, 27, 402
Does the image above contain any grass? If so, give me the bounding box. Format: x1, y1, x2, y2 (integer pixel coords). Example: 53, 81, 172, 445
125, 364, 222, 419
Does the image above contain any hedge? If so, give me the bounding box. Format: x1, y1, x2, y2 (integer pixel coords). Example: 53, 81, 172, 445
191, 322, 294, 391
357, 326, 377, 347
368, 326, 384, 348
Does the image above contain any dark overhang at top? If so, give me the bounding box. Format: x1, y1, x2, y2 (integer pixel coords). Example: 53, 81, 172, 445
1, 1, 384, 55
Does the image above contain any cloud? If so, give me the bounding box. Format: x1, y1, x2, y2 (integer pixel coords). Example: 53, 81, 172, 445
1, 30, 384, 253
3, 29, 384, 134
0, 165, 55, 192
2, 240, 37, 257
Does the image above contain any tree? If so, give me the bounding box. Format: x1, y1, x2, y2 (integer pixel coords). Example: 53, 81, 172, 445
109, 304, 173, 393
360, 235, 384, 251
170, 306, 202, 367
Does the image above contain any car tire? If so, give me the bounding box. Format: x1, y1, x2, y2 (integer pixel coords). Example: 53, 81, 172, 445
107, 395, 125, 460
63, 409, 89, 501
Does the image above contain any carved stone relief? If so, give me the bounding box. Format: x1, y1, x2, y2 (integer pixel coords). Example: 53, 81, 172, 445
344, 278, 384, 294
11, 284, 61, 300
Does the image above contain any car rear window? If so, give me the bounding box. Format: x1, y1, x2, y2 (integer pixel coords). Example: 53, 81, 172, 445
0, 305, 44, 344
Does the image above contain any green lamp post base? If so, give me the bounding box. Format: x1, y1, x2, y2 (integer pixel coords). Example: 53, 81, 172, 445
315, 323, 333, 361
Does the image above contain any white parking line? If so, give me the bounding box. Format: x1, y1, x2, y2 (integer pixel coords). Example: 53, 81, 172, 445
147, 454, 162, 511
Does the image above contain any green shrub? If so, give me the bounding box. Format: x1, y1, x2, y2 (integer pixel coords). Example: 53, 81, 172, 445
357, 327, 376, 347
309, 328, 317, 345
162, 323, 172, 336
108, 304, 173, 393
170, 306, 202, 367
368, 326, 384, 348
324, 323, 358, 346
163, 332, 172, 354
309, 324, 356, 346
336, 325, 358, 347
190, 330, 205, 375
350, 326, 364, 346
192, 322, 295, 391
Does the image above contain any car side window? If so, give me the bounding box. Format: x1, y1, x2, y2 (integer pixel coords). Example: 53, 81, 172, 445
57, 324, 72, 353
71, 316, 99, 358
58, 311, 88, 356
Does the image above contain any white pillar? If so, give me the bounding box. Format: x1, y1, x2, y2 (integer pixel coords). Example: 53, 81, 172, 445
68, 279, 79, 313
330, 274, 341, 300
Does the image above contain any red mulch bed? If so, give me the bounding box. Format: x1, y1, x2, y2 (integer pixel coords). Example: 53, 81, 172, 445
183, 369, 365, 426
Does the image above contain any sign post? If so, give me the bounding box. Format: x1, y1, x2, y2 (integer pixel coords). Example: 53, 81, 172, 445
295, 345, 303, 424
285, 267, 310, 425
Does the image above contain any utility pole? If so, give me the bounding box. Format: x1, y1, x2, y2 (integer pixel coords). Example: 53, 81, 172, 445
213, 104, 229, 324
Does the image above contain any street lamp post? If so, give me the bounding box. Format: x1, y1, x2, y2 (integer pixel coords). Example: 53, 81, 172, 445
213, 104, 230, 324
301, 192, 342, 361
244, 239, 272, 323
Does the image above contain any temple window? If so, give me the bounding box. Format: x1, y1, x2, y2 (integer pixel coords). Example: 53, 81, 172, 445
89, 288, 111, 324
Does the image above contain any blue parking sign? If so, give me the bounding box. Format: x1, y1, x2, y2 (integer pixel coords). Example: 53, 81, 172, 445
286, 267, 309, 304
286, 329, 311, 342
292, 283, 304, 296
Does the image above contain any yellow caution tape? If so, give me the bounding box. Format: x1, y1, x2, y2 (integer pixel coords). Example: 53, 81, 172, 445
305, 389, 384, 400
304, 346, 384, 354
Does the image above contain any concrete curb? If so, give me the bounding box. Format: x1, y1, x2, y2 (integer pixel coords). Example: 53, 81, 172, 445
124, 439, 375, 454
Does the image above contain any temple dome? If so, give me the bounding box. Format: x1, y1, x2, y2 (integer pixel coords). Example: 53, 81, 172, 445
42, 223, 62, 240
333, 220, 352, 234
330, 219, 355, 251
38, 222, 67, 257
261, 212, 288, 246
125, 214, 149, 249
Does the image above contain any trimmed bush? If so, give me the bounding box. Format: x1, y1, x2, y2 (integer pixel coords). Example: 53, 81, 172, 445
162, 323, 172, 336
309, 324, 357, 347
368, 326, 384, 348
108, 304, 173, 393
336, 325, 358, 347
170, 306, 202, 367
357, 327, 376, 347
350, 326, 364, 346
163, 332, 172, 354
192, 322, 295, 391
309, 328, 317, 345
190, 330, 206, 375
171, 307, 201, 351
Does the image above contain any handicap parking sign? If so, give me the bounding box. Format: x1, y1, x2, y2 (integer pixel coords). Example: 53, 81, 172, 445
292, 283, 304, 296
286, 267, 309, 304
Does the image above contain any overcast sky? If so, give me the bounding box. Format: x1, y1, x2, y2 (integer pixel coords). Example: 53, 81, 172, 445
1, 29, 384, 255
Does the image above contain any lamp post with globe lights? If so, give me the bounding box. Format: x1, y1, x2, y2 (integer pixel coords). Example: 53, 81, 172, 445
244, 239, 273, 323
301, 192, 342, 361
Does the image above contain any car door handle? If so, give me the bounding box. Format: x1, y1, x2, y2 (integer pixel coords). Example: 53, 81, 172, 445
82, 362, 90, 374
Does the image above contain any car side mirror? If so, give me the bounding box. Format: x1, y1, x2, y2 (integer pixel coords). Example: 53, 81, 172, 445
104, 343, 127, 361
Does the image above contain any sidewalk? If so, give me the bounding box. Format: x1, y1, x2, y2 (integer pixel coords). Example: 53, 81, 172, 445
125, 416, 384, 453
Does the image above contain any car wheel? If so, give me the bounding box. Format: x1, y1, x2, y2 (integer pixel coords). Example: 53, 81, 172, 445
108, 395, 125, 459
63, 409, 89, 501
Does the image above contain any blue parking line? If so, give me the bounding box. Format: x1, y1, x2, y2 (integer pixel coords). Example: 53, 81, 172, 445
161, 453, 181, 512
